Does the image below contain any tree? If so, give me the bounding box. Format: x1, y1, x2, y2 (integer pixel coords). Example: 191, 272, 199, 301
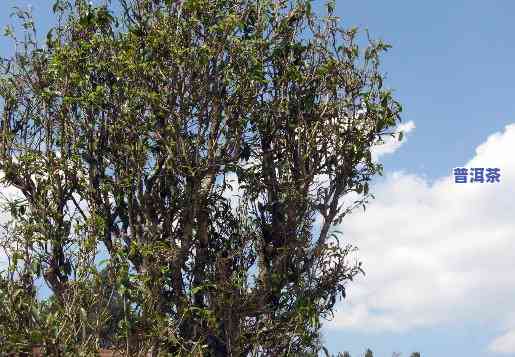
364, 348, 374, 357
0, 0, 401, 355
331, 350, 420, 357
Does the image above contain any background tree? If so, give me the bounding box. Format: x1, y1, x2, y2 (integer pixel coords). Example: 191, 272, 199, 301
0, 0, 402, 355
330, 351, 420, 357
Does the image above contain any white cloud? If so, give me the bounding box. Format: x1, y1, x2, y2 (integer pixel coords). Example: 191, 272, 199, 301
0, 170, 24, 226
0, 176, 23, 268
325, 124, 515, 353
221, 157, 261, 213
490, 329, 515, 355
371, 121, 416, 161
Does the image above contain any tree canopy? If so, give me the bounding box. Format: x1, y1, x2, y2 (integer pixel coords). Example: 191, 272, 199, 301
0, 0, 401, 355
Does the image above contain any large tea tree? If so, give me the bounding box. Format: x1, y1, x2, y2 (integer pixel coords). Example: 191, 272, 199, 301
0, 0, 402, 355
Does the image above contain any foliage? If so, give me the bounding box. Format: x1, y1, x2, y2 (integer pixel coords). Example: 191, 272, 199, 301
0, 0, 401, 355
333, 351, 421, 357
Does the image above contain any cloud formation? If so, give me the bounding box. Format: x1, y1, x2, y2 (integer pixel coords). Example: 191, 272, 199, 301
490, 329, 515, 355
372, 121, 416, 160
326, 124, 515, 354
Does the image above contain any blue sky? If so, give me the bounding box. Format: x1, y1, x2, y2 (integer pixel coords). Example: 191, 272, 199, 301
313, 1, 515, 356
2, 1, 515, 356
314, 0, 515, 180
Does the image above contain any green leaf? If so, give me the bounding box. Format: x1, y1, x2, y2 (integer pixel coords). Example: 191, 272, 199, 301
326, 0, 336, 14
3, 25, 14, 37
